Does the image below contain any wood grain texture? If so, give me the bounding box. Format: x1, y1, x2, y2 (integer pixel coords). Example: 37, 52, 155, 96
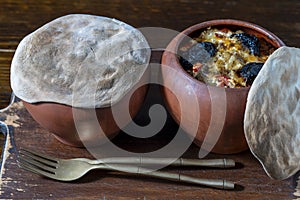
0, 0, 299, 199
0, 100, 295, 199
0, 0, 299, 49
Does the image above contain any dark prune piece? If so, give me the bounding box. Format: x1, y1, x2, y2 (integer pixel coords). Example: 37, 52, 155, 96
185, 43, 212, 64
179, 42, 215, 70
198, 42, 216, 57
232, 33, 260, 56
179, 56, 193, 70
238, 62, 264, 85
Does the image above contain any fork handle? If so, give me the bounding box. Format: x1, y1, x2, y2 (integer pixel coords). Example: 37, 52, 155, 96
146, 170, 234, 190
96, 164, 235, 190
89, 158, 235, 168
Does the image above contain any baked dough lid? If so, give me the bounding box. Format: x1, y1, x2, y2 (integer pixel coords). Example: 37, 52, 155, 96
244, 46, 300, 180
11, 14, 150, 108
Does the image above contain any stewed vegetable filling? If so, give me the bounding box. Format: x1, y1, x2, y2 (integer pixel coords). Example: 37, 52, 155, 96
179, 28, 275, 88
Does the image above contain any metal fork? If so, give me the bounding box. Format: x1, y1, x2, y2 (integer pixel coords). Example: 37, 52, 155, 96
18, 148, 235, 190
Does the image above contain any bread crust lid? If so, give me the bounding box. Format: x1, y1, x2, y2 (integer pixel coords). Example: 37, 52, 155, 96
244, 46, 300, 180
11, 14, 150, 108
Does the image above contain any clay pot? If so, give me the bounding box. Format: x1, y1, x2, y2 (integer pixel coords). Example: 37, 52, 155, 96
161, 19, 285, 154
23, 70, 149, 147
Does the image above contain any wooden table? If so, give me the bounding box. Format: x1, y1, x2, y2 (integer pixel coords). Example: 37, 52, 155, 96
0, 0, 299, 199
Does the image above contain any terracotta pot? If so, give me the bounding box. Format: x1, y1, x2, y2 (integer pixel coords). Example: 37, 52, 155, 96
23, 70, 149, 147
161, 19, 285, 154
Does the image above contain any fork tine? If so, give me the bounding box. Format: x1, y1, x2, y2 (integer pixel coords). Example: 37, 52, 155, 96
19, 148, 58, 167
19, 148, 58, 162
18, 159, 57, 180
18, 155, 57, 173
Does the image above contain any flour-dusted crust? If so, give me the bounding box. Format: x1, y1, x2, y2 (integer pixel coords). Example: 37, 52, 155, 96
11, 14, 150, 108
244, 46, 300, 180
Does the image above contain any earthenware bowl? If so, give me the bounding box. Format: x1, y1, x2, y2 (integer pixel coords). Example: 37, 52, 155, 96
22, 70, 149, 147
161, 19, 285, 154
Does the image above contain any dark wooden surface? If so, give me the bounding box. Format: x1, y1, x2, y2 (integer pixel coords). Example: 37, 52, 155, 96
0, 99, 296, 199
0, 0, 299, 199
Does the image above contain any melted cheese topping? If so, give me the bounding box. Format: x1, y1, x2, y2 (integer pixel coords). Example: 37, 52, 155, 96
184, 28, 273, 88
